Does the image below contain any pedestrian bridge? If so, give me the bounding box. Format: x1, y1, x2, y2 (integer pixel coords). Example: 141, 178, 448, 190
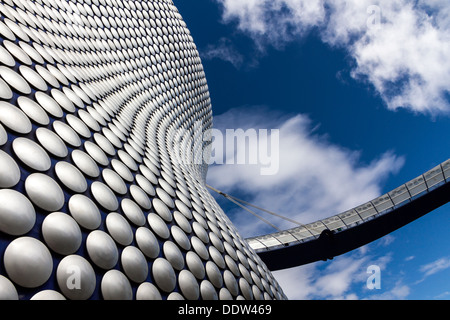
245, 159, 450, 271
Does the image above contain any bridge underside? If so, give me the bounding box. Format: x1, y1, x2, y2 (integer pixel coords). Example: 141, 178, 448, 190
256, 180, 450, 271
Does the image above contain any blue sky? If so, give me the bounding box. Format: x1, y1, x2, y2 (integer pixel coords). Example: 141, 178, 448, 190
173, 0, 450, 300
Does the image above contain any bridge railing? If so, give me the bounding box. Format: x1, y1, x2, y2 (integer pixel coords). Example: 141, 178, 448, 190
246, 159, 450, 252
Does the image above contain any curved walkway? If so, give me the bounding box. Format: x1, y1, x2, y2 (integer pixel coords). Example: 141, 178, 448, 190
246, 159, 450, 271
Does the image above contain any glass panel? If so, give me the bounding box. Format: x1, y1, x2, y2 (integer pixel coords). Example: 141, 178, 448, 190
305, 221, 327, 236
389, 184, 407, 198
259, 235, 282, 248
424, 165, 444, 188
339, 209, 362, 226
442, 160, 450, 180
276, 231, 298, 245
246, 239, 266, 250
389, 185, 410, 205
391, 193, 410, 205
407, 176, 427, 197
290, 226, 314, 241
355, 202, 377, 219
322, 216, 345, 231
372, 194, 394, 212
360, 210, 377, 219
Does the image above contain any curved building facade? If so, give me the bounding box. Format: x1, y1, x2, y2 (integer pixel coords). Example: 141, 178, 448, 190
0, 0, 286, 300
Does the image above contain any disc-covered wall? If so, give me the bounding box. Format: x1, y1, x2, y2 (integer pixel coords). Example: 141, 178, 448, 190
0, 0, 286, 300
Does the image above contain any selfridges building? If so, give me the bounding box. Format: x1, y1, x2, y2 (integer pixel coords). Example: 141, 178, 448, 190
0, 0, 287, 300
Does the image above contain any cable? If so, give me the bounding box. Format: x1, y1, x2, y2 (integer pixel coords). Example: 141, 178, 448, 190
225, 192, 304, 226
206, 184, 304, 229
223, 194, 283, 232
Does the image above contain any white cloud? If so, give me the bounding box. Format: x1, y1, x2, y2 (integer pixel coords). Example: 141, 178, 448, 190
419, 257, 450, 277
272, 245, 396, 300
216, 0, 325, 49
206, 107, 404, 237
379, 234, 395, 247
314, 255, 368, 299
201, 1, 450, 300
348, 1, 450, 114
214, 0, 450, 114
413, 256, 450, 288
205, 107, 407, 299
200, 38, 244, 68
271, 263, 317, 300
365, 281, 411, 300
435, 291, 450, 299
